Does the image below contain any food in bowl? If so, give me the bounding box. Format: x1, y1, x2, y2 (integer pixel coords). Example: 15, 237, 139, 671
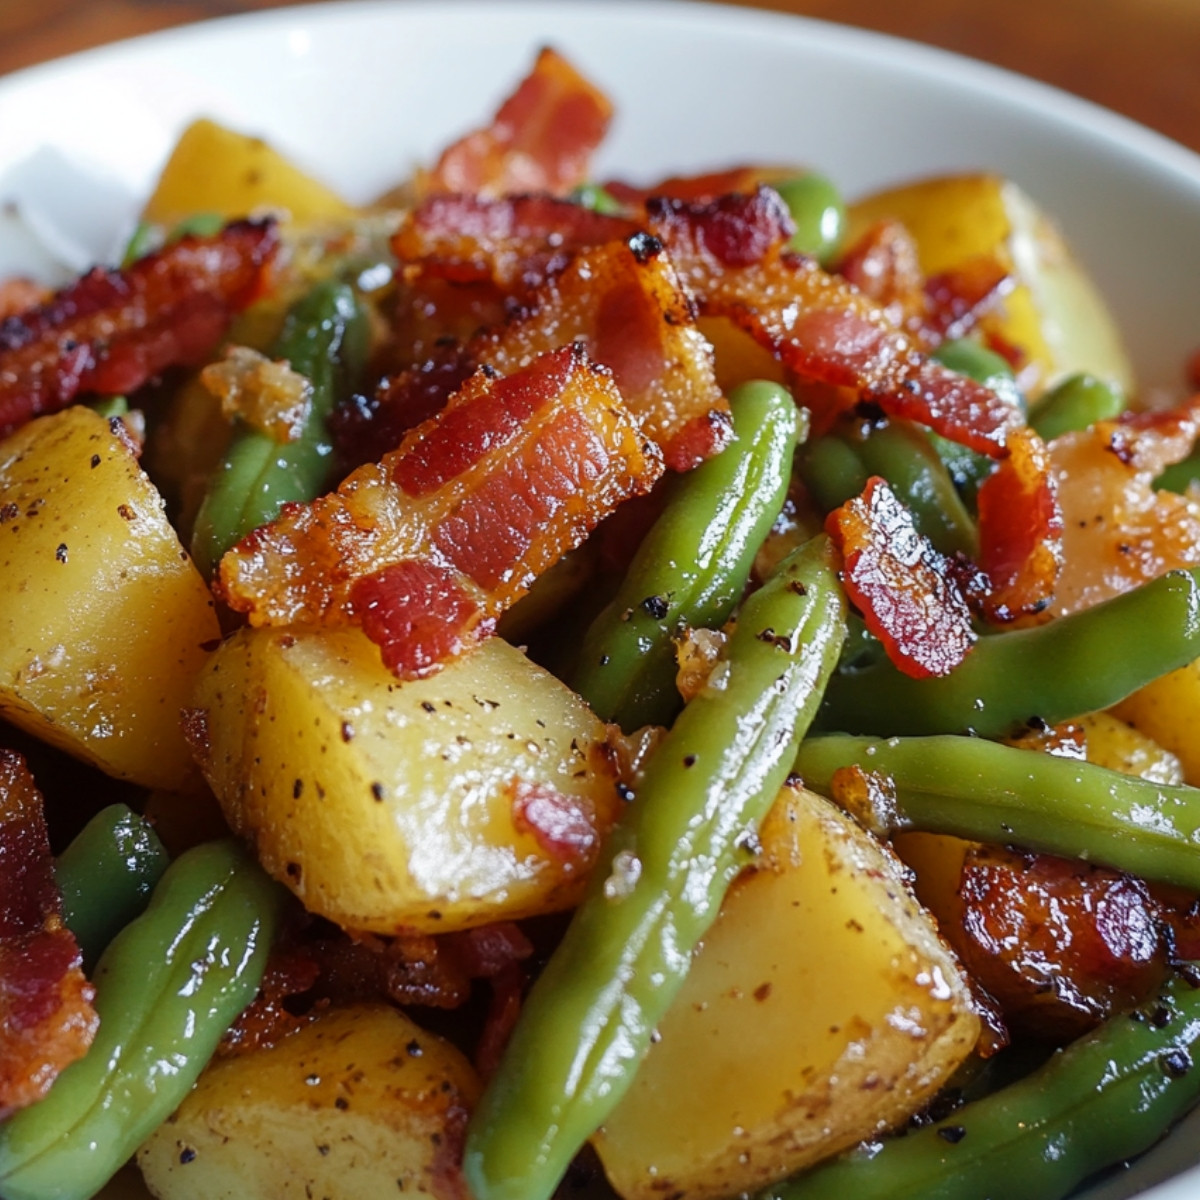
1, 36, 1200, 1200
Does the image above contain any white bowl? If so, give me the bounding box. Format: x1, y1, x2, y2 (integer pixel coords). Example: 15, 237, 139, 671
2, 3, 1200, 1198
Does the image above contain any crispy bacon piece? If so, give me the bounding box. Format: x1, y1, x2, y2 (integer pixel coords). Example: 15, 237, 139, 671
1048, 395, 1200, 617
949, 844, 1166, 1039
510, 781, 600, 870
0, 751, 97, 1118
603, 165, 786, 207
358, 232, 730, 471
976, 426, 1063, 623
646, 189, 1022, 456
826, 476, 975, 679
0, 278, 48, 320
222, 344, 664, 677
424, 48, 612, 198
0, 220, 278, 437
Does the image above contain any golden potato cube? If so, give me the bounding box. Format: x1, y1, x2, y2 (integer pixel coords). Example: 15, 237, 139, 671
592, 786, 979, 1200
0, 407, 220, 790
847, 173, 1132, 396
1111, 661, 1200, 787
143, 118, 355, 227
190, 626, 623, 934
138, 1005, 479, 1199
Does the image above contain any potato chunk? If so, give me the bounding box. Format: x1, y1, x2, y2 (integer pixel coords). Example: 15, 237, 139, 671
0, 407, 220, 789
592, 786, 979, 1200
190, 626, 622, 933
138, 1005, 479, 1199
847, 173, 1133, 396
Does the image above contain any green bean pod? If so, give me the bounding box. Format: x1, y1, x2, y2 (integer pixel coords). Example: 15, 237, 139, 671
0, 840, 284, 1200
54, 804, 169, 972
573, 380, 803, 729
798, 416, 978, 558
796, 733, 1200, 890
190, 278, 369, 576
464, 536, 847, 1200
757, 969, 1200, 1200
1028, 372, 1126, 441
818, 566, 1200, 738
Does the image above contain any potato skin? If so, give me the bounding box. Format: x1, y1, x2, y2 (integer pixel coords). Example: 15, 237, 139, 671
0, 407, 220, 789
137, 1005, 479, 1200
190, 626, 623, 933
592, 786, 979, 1200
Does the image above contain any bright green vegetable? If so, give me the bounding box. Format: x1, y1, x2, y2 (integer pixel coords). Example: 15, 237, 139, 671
1028, 372, 1125, 441
818, 566, 1200, 738
190, 278, 369, 576
0, 840, 284, 1200
53, 805, 169, 972
573, 380, 803, 729
757, 969, 1200, 1200
120, 211, 226, 266
798, 416, 977, 558
570, 182, 624, 214
464, 536, 847, 1200
795, 733, 1200, 890
774, 172, 846, 265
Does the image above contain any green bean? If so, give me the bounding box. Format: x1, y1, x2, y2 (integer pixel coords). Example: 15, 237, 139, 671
120, 211, 225, 267
464, 536, 847, 1200
773, 172, 846, 265
190, 278, 369, 576
756, 969, 1200, 1200
798, 416, 978, 558
795, 733, 1200, 890
573, 380, 803, 729
1157, 448, 1200, 495
0, 840, 284, 1200
84, 396, 129, 420
1028, 372, 1125, 441
54, 805, 169, 972
818, 566, 1200, 738
570, 182, 624, 214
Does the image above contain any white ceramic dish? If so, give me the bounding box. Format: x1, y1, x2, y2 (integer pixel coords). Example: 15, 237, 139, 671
3, 3, 1200, 1198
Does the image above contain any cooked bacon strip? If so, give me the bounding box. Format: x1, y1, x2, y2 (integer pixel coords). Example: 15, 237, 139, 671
424, 48, 612, 198
221, 344, 664, 677
355, 233, 730, 471
604, 165, 787, 207
826, 476, 976, 679
646, 189, 1022, 456
0, 278, 48, 321
976, 426, 1063, 623
0, 751, 97, 1118
0, 220, 278, 437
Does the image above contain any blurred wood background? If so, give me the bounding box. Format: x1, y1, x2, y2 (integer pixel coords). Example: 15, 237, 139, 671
1, 0, 1198, 156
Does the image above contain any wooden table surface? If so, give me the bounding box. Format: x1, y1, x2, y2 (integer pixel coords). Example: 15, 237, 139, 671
1, 0, 1199, 158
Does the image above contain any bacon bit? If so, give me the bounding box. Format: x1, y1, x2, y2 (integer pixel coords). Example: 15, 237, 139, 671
950, 845, 1166, 1039
511, 781, 600, 870
201, 344, 313, 442
0, 220, 278, 438
424, 48, 612, 198
675, 626, 729, 703
0, 751, 97, 1118
221, 345, 664, 677
442, 921, 533, 979
475, 963, 525, 1083
647, 190, 1022, 456
218, 946, 324, 1057
976, 427, 1063, 623
1048, 396, 1200, 617
826, 476, 975, 679
604, 165, 789, 207
0, 278, 49, 320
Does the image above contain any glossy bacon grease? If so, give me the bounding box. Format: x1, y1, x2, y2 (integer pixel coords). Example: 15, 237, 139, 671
0, 220, 278, 438
0, 752, 95, 1119
221, 343, 664, 678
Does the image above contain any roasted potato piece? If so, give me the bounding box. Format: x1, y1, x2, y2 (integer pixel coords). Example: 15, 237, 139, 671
847, 173, 1133, 396
138, 1004, 479, 1199
0, 407, 220, 789
143, 118, 355, 227
1112, 662, 1200, 786
190, 626, 623, 933
592, 785, 979, 1200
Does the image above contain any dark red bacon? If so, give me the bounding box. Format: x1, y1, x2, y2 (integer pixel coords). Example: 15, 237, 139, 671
221, 344, 664, 677
424, 47, 612, 198
976, 426, 1063, 623
826, 476, 976, 679
0, 220, 278, 437
646, 189, 1022, 456
0, 751, 97, 1118
510, 781, 600, 870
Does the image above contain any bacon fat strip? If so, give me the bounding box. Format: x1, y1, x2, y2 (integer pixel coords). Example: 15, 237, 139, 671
423, 47, 613, 198
0, 220, 279, 438
0, 751, 97, 1118
221, 344, 664, 677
